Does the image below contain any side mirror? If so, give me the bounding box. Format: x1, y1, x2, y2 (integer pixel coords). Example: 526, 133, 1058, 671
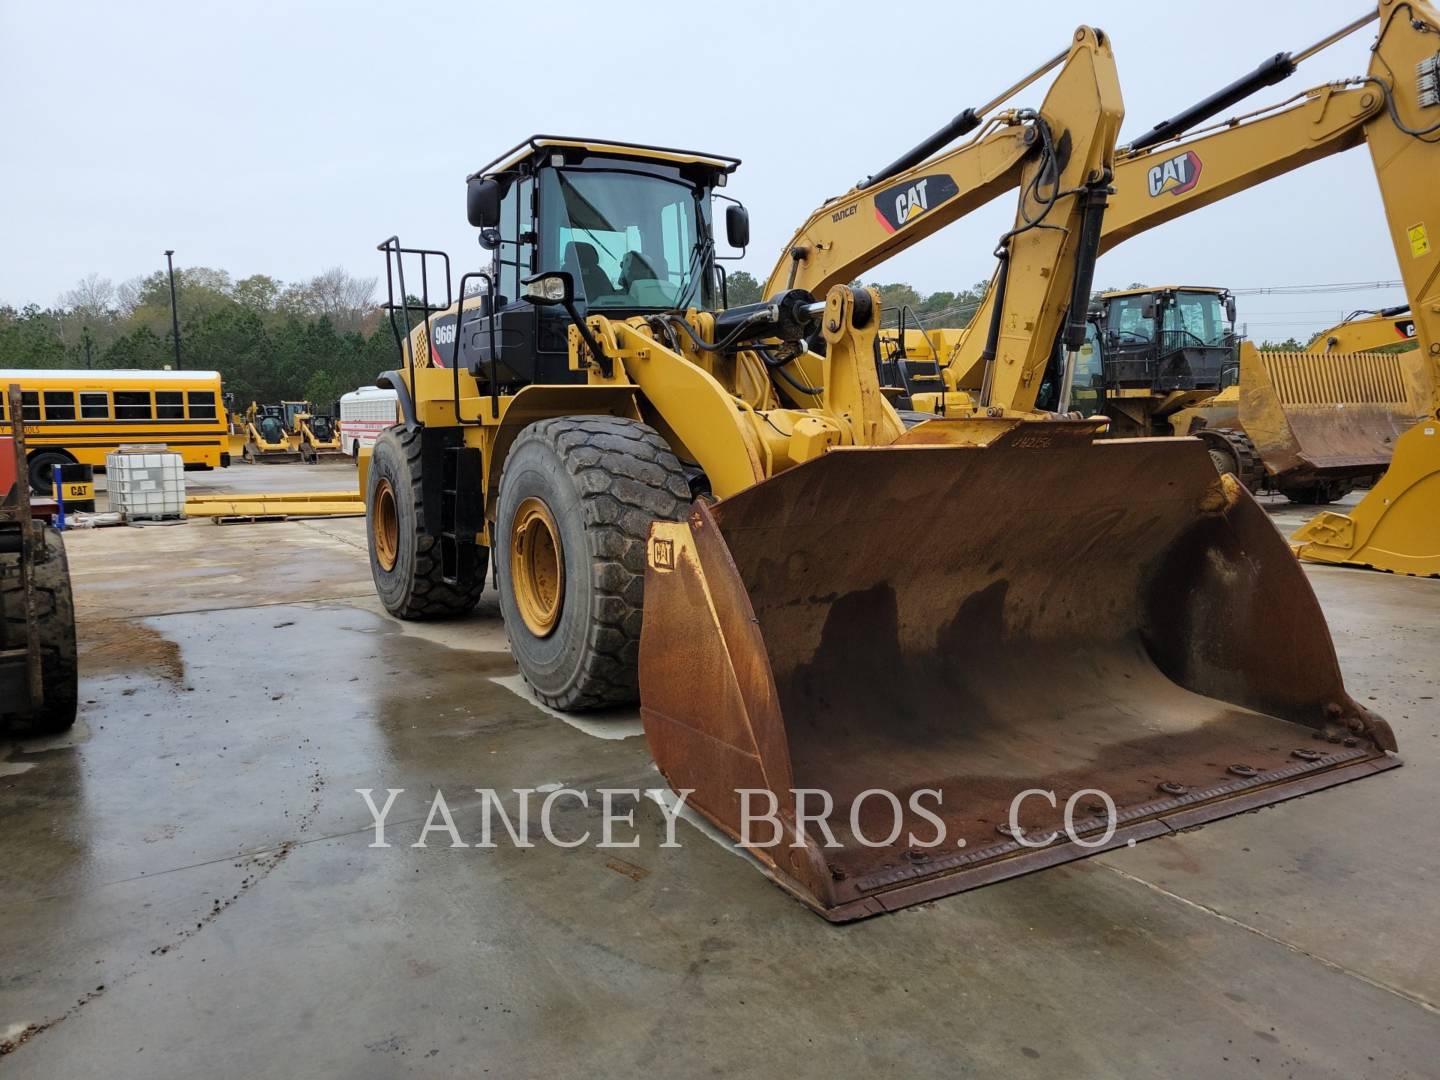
1140, 301, 1156, 320
467, 177, 502, 229
725, 203, 750, 249
521, 271, 574, 307
1225, 296, 1237, 324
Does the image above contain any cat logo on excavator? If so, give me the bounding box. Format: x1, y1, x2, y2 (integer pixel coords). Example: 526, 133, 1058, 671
1146, 150, 1202, 196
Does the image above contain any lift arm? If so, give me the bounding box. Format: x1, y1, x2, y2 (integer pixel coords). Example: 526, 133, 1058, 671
762, 30, 1116, 303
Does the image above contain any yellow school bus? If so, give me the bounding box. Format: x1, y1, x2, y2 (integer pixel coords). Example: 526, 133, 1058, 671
0, 369, 231, 492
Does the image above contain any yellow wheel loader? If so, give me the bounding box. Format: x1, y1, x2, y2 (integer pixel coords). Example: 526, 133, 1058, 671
1076, 286, 1413, 504
241, 403, 302, 464
773, 2, 1440, 574
362, 28, 1397, 921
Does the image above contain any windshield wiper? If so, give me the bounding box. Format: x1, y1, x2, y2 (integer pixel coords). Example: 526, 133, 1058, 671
671, 235, 712, 312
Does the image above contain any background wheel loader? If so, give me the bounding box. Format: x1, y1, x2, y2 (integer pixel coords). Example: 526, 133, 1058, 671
771, 2, 1440, 573
361, 27, 1397, 921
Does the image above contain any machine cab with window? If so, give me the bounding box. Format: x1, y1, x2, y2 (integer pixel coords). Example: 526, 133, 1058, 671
1095, 286, 1236, 393
419, 138, 744, 390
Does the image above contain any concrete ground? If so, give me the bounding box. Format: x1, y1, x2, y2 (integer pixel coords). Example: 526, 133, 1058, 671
1, 461, 1436, 1078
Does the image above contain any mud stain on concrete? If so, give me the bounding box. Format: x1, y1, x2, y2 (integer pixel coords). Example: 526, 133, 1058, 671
80, 618, 185, 683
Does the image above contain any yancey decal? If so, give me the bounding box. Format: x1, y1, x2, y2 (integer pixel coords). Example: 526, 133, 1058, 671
1146, 151, 1202, 197
873, 174, 961, 234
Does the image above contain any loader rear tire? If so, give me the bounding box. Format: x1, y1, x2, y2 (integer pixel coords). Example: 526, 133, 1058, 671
2, 524, 77, 735
496, 416, 689, 711
366, 426, 485, 620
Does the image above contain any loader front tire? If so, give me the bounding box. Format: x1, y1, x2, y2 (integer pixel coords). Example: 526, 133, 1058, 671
496, 417, 689, 711
366, 426, 485, 620
2, 525, 77, 735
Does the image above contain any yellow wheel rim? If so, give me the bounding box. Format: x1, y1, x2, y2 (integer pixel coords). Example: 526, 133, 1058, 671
511, 497, 564, 637
374, 478, 399, 572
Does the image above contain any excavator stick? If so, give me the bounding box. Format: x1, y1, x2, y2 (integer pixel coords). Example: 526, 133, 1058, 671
1292, 418, 1440, 577
640, 428, 1398, 920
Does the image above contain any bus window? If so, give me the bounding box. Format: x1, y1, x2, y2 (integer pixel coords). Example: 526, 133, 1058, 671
21, 391, 39, 421
114, 391, 153, 420
156, 391, 185, 420
43, 391, 76, 421
80, 392, 109, 419
187, 391, 217, 419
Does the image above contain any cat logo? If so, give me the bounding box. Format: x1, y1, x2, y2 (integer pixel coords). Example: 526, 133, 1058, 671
650, 537, 675, 571
1397, 318, 1416, 339
873, 173, 961, 234
1146, 150, 1203, 197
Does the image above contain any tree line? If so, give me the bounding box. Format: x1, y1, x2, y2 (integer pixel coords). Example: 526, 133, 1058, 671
0, 266, 398, 411
3, 266, 1377, 409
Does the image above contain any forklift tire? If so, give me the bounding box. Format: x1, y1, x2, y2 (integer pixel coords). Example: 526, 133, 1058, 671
366, 426, 485, 619
2, 525, 77, 734
496, 416, 690, 711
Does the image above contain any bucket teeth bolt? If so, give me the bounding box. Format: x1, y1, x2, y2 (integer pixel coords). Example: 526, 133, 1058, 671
1291, 748, 1323, 762
1157, 781, 1188, 796
1227, 764, 1259, 778
996, 823, 1025, 839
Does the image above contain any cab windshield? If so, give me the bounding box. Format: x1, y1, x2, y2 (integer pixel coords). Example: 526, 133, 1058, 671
1163, 291, 1228, 346
538, 168, 712, 311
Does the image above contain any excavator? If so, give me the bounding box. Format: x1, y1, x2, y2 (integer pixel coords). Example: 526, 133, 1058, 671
771, 1, 1440, 575
1310, 305, 1416, 352
361, 26, 1397, 921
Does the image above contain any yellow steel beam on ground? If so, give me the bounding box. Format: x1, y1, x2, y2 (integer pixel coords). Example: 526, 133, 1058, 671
185, 498, 363, 519
186, 490, 359, 504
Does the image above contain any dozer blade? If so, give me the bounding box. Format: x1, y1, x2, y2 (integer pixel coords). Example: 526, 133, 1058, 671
1292, 416, 1440, 577
639, 426, 1398, 921
1239, 345, 1418, 488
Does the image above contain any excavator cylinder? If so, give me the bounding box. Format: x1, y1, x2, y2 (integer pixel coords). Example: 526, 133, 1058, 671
639, 427, 1398, 920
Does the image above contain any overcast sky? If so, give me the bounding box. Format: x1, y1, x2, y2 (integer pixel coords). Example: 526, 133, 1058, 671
1, 0, 1404, 341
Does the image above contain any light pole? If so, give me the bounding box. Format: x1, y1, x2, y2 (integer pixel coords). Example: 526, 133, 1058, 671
164, 250, 182, 369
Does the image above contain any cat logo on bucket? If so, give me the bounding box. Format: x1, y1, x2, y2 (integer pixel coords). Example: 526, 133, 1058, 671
1146, 150, 1202, 197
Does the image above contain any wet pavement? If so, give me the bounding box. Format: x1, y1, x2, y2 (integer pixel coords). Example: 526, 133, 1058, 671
1, 463, 1436, 1077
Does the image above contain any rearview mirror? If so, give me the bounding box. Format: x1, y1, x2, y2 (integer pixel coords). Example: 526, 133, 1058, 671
521, 271, 574, 307
1140, 301, 1156, 320
725, 203, 750, 250
1225, 295, 1237, 324
467, 177, 502, 229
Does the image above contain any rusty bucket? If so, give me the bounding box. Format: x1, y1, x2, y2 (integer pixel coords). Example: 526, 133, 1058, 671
638, 426, 1398, 921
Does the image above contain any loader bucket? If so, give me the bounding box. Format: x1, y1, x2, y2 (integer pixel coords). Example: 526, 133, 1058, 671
639, 424, 1398, 920
1292, 415, 1440, 577
1239, 345, 1419, 491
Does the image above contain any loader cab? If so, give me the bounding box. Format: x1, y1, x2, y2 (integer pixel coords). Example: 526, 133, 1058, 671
452, 137, 742, 390
1097, 286, 1235, 393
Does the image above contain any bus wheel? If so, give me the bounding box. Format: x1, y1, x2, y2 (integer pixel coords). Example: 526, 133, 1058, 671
27, 451, 73, 495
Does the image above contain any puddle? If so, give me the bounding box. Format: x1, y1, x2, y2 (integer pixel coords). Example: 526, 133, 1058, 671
490, 675, 643, 741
